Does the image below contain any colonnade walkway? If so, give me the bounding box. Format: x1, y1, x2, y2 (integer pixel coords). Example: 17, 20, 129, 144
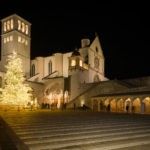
1, 110, 150, 150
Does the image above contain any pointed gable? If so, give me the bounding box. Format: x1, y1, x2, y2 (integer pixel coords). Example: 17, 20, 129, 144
90, 35, 104, 60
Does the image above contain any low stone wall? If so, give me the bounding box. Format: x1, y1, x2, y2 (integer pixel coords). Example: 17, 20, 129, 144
0, 116, 29, 150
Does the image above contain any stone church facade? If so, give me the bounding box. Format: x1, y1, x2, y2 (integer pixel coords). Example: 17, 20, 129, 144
0, 14, 150, 114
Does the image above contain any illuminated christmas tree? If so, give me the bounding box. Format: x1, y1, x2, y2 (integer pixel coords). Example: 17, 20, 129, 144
0, 51, 32, 108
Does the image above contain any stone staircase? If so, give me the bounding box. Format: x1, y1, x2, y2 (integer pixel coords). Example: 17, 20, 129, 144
1, 111, 150, 150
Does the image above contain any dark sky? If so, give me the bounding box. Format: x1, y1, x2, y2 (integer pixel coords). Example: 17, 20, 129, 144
0, 1, 150, 80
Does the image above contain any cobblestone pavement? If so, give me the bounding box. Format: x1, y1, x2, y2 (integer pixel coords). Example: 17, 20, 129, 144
1, 110, 150, 150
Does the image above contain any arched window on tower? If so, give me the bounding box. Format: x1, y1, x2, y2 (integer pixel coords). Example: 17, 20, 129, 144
21, 22, 25, 33
4, 22, 7, 32
10, 19, 14, 29
31, 64, 35, 77
18, 20, 21, 30
48, 60, 52, 74
7, 20, 10, 30
25, 25, 28, 35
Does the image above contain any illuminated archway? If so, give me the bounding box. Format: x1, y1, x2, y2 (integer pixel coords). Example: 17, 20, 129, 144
133, 97, 141, 113
125, 98, 131, 113
104, 98, 109, 111
44, 87, 64, 109
110, 98, 117, 112
143, 97, 150, 114
64, 90, 69, 103
117, 98, 124, 112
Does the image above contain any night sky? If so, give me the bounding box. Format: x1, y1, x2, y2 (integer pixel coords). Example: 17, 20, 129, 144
0, 1, 150, 80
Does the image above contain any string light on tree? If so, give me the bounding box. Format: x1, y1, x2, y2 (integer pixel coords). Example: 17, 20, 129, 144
0, 51, 32, 109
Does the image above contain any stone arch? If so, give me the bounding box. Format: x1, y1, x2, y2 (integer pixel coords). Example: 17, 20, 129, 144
124, 98, 132, 113
44, 86, 64, 109
117, 98, 124, 112
110, 98, 117, 112
104, 98, 109, 111
132, 97, 141, 113
142, 97, 150, 114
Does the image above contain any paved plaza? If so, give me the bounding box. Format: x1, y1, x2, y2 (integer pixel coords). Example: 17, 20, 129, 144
1, 110, 150, 150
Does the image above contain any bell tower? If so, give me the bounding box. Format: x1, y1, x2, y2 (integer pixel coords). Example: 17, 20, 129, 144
0, 14, 31, 77
69, 49, 83, 71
